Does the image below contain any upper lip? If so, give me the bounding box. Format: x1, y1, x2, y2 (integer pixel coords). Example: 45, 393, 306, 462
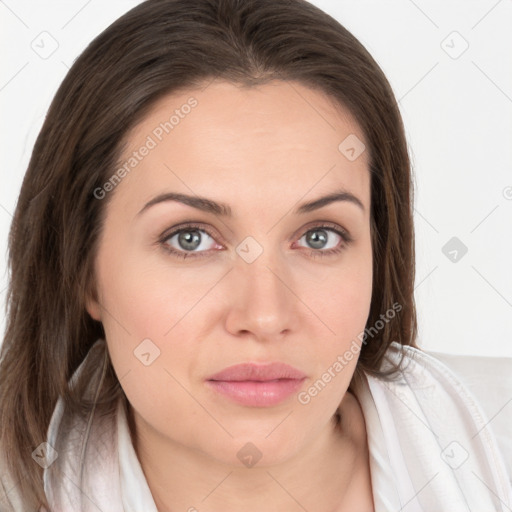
207, 362, 306, 382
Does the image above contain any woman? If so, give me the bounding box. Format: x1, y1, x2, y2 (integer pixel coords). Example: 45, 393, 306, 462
0, 0, 510, 510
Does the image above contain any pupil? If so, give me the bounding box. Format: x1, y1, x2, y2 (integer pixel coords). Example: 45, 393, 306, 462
179, 230, 201, 251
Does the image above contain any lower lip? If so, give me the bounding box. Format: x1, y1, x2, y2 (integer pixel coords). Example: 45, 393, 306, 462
206, 378, 306, 407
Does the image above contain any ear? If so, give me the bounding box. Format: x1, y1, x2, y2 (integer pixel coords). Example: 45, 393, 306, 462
84, 282, 102, 321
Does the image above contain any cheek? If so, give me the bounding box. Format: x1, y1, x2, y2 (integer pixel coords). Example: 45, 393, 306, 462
305, 243, 373, 341
94, 245, 220, 392
95, 252, 205, 434
299, 273, 372, 419
96, 245, 213, 336
301, 246, 372, 403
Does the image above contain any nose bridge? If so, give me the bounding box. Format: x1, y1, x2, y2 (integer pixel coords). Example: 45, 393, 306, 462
246, 254, 286, 303
225, 242, 295, 337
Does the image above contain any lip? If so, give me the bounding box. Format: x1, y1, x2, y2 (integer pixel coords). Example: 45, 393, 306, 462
206, 362, 307, 407
208, 362, 307, 382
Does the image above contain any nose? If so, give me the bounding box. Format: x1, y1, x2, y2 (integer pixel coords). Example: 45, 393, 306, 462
224, 252, 298, 341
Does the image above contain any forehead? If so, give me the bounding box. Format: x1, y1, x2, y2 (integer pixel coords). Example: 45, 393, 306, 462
113, 80, 370, 218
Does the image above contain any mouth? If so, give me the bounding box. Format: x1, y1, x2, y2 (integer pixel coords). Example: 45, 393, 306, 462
206, 362, 307, 407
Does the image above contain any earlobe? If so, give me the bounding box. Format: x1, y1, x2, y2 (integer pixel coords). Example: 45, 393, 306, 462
86, 297, 102, 321
84, 283, 102, 321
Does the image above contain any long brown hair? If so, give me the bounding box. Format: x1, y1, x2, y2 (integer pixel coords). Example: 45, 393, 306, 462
0, 0, 416, 507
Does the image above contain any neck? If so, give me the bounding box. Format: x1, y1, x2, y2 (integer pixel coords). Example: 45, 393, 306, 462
129, 391, 373, 512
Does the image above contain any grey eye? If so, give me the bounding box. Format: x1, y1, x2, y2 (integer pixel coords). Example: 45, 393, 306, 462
177, 230, 202, 251
165, 229, 216, 253
299, 228, 341, 250
305, 229, 329, 249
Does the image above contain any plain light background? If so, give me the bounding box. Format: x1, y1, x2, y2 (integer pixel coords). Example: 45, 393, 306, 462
0, 0, 511, 357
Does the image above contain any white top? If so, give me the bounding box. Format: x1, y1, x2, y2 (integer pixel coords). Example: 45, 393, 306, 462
2, 339, 511, 510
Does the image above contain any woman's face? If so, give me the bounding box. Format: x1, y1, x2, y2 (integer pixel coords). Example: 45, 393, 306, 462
86, 79, 373, 467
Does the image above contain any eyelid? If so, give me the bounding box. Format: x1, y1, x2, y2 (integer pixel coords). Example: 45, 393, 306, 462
291, 220, 354, 245
159, 221, 224, 245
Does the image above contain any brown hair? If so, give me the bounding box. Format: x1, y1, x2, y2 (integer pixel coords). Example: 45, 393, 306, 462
0, 0, 416, 507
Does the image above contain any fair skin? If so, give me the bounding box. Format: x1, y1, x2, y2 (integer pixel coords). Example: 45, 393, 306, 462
86, 79, 375, 512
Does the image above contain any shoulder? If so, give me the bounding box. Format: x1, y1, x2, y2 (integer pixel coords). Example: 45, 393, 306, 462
353, 344, 512, 509
380, 343, 512, 483
422, 348, 512, 479
0, 444, 32, 511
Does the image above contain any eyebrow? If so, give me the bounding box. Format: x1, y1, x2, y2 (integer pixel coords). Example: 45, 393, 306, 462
136, 188, 365, 217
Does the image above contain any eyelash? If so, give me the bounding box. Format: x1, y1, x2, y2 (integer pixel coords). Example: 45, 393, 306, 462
158, 222, 354, 260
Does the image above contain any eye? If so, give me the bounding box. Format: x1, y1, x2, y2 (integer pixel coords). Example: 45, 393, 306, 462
294, 223, 353, 258
298, 228, 339, 250
160, 223, 222, 259
159, 222, 353, 260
